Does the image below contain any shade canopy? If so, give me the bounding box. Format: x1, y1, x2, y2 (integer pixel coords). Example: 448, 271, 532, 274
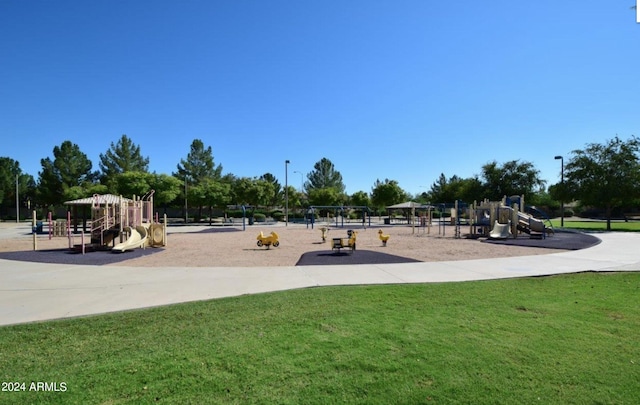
64, 194, 133, 206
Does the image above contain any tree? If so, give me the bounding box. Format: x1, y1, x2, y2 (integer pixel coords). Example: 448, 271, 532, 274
371, 179, 408, 210
480, 160, 545, 200
174, 139, 225, 220
0, 158, 36, 219
304, 158, 345, 193
259, 172, 281, 207
284, 185, 302, 213
113, 171, 152, 198
307, 187, 343, 207
349, 190, 371, 207
37, 141, 97, 206
99, 134, 149, 187
147, 173, 183, 212
429, 174, 484, 203
231, 177, 274, 207
174, 139, 222, 183
563, 136, 640, 230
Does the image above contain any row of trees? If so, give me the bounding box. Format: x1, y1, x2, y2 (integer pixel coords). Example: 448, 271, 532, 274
1, 135, 639, 228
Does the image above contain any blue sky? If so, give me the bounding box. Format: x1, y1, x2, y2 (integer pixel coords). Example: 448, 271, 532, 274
1, 1, 638, 195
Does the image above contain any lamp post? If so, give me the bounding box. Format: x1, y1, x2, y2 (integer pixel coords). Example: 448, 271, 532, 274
554, 155, 564, 227
285, 160, 290, 226
184, 175, 188, 224
15, 174, 19, 223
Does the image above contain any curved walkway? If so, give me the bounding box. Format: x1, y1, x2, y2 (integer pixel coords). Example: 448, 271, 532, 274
1, 232, 639, 326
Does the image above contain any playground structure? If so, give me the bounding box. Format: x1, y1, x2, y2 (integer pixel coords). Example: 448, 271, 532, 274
332, 230, 357, 254
256, 231, 279, 248
468, 195, 554, 239
378, 229, 390, 246
53, 191, 166, 253
382, 197, 553, 240
385, 201, 435, 235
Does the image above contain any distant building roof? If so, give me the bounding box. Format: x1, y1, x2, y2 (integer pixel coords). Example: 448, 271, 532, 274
64, 194, 133, 206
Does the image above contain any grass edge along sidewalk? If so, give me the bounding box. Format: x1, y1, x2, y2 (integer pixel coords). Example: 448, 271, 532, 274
1, 272, 639, 404
550, 218, 640, 232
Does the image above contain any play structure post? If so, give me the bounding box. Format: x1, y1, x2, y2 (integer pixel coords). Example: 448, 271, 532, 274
511, 202, 519, 238
310, 208, 315, 229
163, 214, 168, 246
241, 205, 246, 231
411, 206, 416, 234
32, 210, 37, 251
48, 211, 53, 240
67, 211, 72, 249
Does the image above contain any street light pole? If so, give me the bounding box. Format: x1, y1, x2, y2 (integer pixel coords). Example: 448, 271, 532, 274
15, 174, 19, 223
184, 175, 188, 224
554, 155, 564, 227
285, 160, 290, 227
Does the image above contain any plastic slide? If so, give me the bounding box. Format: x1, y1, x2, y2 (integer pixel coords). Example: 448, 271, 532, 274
489, 220, 512, 239
112, 225, 148, 253
517, 212, 545, 233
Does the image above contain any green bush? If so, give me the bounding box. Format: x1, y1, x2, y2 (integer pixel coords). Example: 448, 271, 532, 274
253, 213, 266, 222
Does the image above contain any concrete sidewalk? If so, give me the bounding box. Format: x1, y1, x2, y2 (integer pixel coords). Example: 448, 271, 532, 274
1, 232, 639, 326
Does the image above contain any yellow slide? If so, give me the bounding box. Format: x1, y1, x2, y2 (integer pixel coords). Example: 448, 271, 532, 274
112, 225, 148, 253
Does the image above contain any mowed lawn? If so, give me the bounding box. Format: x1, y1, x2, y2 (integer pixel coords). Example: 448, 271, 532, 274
550, 219, 640, 232
1, 272, 639, 404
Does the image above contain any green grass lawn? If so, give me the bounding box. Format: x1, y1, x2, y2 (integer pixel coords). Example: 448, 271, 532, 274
550, 219, 640, 232
1, 272, 639, 404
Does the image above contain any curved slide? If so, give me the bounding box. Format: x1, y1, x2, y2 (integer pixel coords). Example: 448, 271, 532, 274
112, 225, 148, 253
489, 220, 512, 239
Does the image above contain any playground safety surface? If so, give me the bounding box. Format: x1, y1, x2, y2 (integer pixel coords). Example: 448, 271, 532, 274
296, 249, 421, 266
0, 247, 162, 266
482, 229, 601, 250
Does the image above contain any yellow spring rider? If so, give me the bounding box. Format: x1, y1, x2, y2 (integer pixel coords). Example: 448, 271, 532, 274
257, 231, 279, 248
332, 230, 357, 254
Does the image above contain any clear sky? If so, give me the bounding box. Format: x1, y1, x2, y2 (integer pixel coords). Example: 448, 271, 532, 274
1, 1, 638, 195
